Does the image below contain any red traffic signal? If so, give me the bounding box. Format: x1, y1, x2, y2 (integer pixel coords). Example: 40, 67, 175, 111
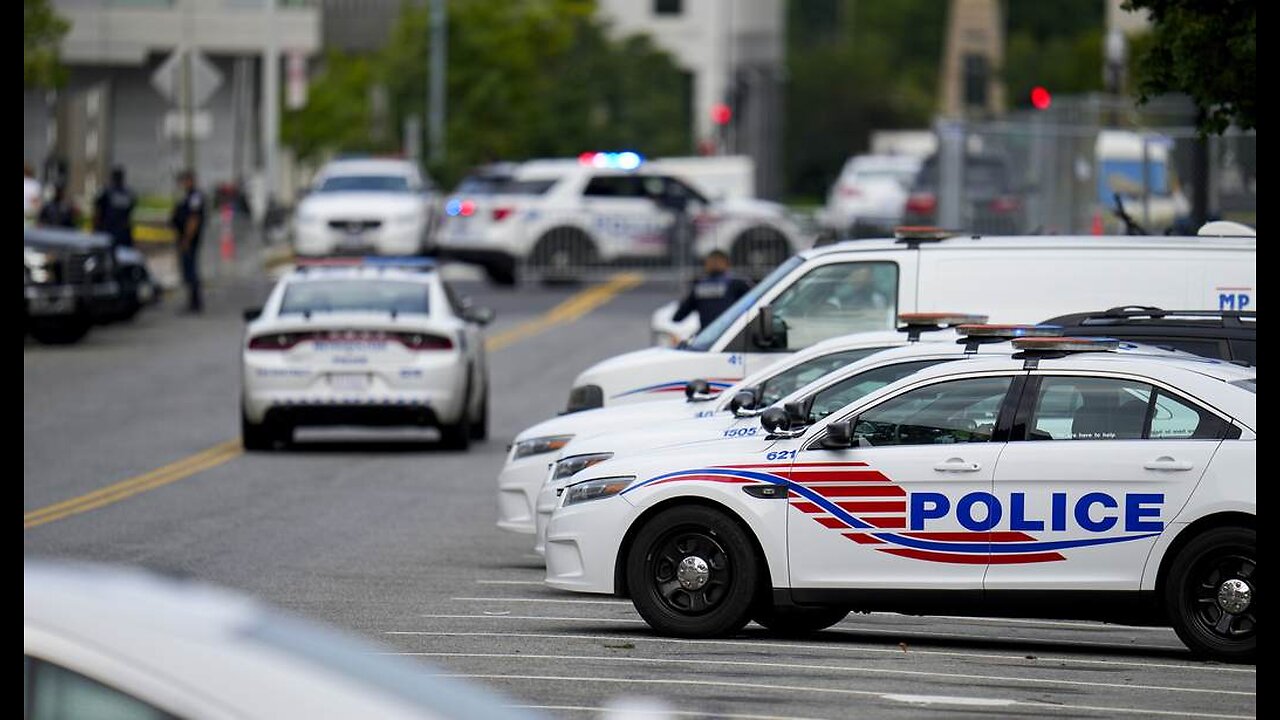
710, 102, 733, 126
1030, 86, 1052, 110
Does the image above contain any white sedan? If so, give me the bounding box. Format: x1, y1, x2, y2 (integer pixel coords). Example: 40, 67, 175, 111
241, 258, 491, 450
293, 158, 437, 257
25, 562, 535, 719
544, 339, 1256, 662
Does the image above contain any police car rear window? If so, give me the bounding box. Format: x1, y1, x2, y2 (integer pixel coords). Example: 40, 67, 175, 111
280, 280, 429, 316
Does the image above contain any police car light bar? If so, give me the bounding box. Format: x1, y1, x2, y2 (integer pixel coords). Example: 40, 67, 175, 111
1011, 336, 1120, 353
894, 226, 956, 242
578, 151, 644, 170
956, 324, 1063, 339
899, 312, 989, 328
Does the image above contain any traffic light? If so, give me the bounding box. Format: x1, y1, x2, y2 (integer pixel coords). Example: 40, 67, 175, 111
710, 102, 732, 126
1030, 86, 1052, 110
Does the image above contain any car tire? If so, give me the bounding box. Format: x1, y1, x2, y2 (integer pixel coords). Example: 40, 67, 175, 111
469, 387, 489, 441
28, 318, 93, 345
627, 505, 760, 637
1165, 526, 1255, 663
531, 228, 596, 284
438, 419, 471, 450
483, 258, 518, 286
752, 605, 850, 635
730, 228, 790, 280
241, 412, 282, 451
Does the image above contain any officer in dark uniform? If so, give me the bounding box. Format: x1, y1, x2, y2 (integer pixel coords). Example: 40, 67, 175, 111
672, 249, 752, 330
37, 183, 80, 228
170, 170, 207, 314
93, 166, 137, 247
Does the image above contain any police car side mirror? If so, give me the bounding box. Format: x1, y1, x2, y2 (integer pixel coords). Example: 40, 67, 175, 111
243, 307, 262, 322
784, 400, 808, 427
818, 420, 858, 450
753, 307, 788, 350
760, 406, 790, 434
685, 378, 713, 401
467, 306, 495, 326
728, 389, 757, 415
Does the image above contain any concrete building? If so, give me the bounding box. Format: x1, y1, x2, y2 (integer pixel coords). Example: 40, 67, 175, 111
597, 0, 786, 198
938, 0, 1005, 118
23, 0, 321, 202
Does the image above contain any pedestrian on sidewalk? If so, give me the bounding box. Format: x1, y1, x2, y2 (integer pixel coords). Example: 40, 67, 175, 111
93, 166, 137, 248
171, 170, 207, 314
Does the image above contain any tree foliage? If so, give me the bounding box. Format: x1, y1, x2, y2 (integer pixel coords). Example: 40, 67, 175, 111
24, 0, 69, 89
1123, 0, 1255, 133
286, 0, 690, 185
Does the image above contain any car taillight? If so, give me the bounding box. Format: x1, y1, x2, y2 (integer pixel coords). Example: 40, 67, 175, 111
989, 195, 1020, 213
839, 185, 862, 198
492, 207, 514, 221
247, 332, 316, 350
394, 332, 454, 350
905, 192, 937, 214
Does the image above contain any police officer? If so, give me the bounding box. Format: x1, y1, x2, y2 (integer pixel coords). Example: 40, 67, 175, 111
171, 170, 207, 314
672, 249, 752, 330
36, 182, 80, 228
93, 166, 137, 247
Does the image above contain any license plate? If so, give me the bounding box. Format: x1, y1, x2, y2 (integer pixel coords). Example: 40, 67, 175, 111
28, 296, 76, 316
330, 373, 370, 392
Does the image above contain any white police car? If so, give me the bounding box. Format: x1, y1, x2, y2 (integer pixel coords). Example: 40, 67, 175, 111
531, 327, 1193, 555
241, 258, 492, 450
497, 314, 981, 535
545, 338, 1256, 661
293, 158, 437, 257
571, 231, 1256, 413
434, 153, 805, 284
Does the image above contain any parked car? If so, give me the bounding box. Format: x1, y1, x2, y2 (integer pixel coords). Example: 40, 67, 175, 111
1046, 307, 1256, 365
820, 154, 922, 238
901, 153, 1023, 234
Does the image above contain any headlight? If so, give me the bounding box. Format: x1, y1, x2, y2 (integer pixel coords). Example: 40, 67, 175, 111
24, 248, 51, 268
552, 452, 614, 482
563, 476, 633, 507
512, 434, 574, 460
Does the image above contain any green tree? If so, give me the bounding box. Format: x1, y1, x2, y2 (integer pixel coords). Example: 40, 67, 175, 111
24, 0, 69, 89
1123, 0, 1255, 133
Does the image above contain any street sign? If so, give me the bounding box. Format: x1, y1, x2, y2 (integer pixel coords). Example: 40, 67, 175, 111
151, 49, 224, 107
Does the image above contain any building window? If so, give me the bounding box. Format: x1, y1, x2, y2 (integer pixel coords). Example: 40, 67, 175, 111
654, 0, 682, 16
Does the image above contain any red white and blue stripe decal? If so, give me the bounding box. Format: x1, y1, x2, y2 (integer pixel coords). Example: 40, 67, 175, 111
622, 462, 1160, 564
613, 379, 737, 398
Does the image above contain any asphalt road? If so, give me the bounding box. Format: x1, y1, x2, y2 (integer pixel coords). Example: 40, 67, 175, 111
24, 265, 1256, 720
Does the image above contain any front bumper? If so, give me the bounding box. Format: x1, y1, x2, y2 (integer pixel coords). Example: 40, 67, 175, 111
294, 224, 425, 256
496, 454, 554, 535
544, 494, 634, 595
532, 479, 560, 556
262, 402, 438, 428
24, 281, 121, 319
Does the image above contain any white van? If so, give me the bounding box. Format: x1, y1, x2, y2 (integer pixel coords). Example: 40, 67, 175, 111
565, 233, 1256, 411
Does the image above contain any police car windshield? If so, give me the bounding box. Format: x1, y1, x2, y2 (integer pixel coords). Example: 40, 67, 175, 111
316, 175, 412, 193
686, 256, 804, 352
280, 279, 429, 316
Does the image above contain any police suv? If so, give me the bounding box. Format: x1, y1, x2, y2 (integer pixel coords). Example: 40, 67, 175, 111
498, 315, 981, 536
240, 258, 492, 450
545, 338, 1257, 662
568, 230, 1256, 413
434, 153, 806, 284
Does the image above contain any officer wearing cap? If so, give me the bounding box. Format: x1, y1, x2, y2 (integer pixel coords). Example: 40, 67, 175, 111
93, 166, 137, 248
672, 250, 752, 330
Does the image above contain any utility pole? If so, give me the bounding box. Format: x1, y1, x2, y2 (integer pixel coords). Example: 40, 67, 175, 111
428, 0, 447, 164
262, 0, 280, 210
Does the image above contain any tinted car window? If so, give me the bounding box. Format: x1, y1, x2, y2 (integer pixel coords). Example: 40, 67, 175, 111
755, 348, 884, 407
769, 262, 898, 350
583, 176, 646, 198
850, 376, 1012, 447
26, 657, 174, 720
808, 359, 953, 422
1229, 339, 1256, 366
1029, 377, 1151, 441
280, 280, 429, 316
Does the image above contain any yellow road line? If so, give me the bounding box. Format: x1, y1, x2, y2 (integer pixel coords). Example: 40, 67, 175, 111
485, 272, 645, 352
23, 441, 243, 530
24, 273, 642, 530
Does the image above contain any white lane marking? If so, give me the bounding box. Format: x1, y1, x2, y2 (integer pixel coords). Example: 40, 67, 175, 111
474, 580, 544, 586
881, 694, 1019, 707
411, 614, 1189, 652
441, 674, 1255, 720
418, 613, 644, 624
453, 596, 631, 605
383, 630, 1256, 675
511, 705, 833, 720
395, 652, 1253, 697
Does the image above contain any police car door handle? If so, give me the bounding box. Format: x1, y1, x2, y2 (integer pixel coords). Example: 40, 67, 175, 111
1143, 457, 1195, 471
933, 459, 981, 472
